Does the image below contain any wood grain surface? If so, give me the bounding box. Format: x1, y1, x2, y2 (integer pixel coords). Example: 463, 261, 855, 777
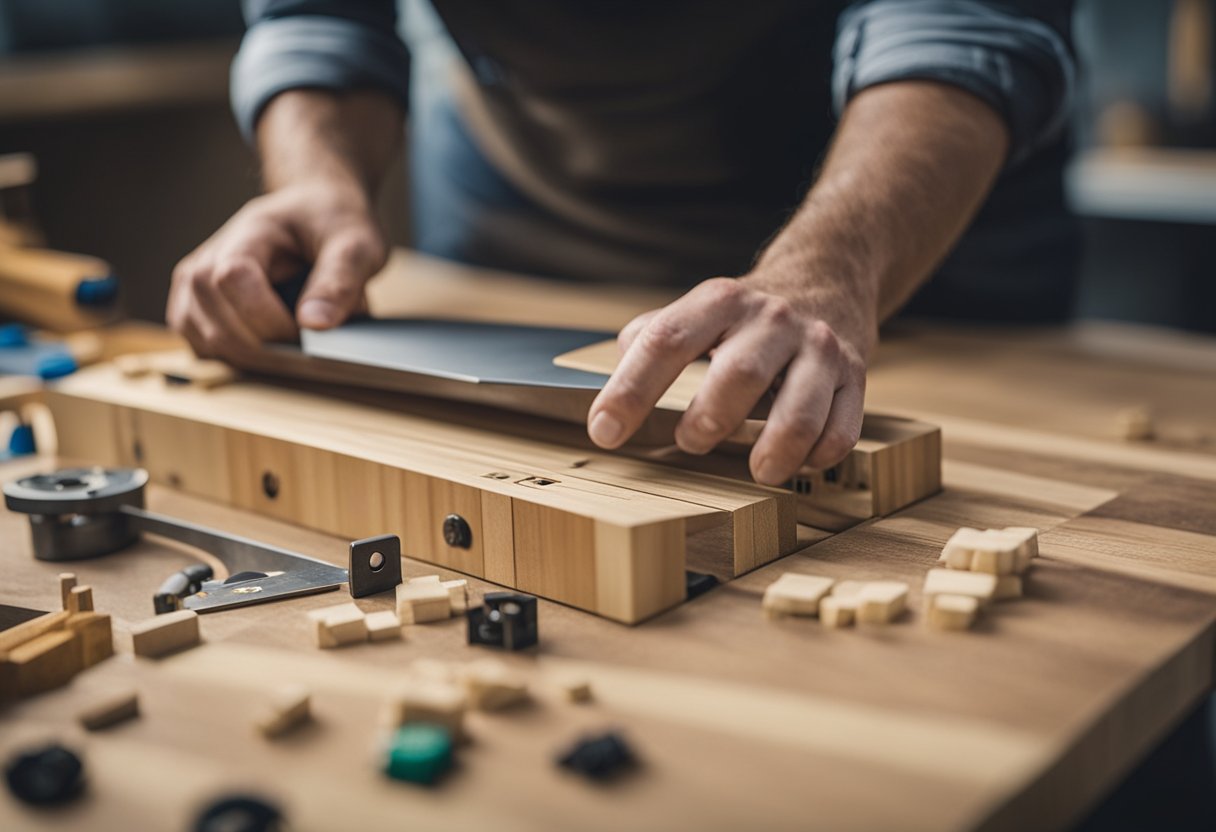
1, 251, 1214, 832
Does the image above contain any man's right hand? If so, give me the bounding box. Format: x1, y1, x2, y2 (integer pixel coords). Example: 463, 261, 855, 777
167, 182, 386, 361
167, 88, 403, 361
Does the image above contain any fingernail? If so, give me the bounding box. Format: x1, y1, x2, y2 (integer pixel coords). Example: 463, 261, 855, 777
589, 411, 625, 447
754, 456, 783, 485
697, 414, 721, 436
298, 299, 340, 329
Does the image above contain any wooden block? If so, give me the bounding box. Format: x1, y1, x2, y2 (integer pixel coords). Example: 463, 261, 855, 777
6, 630, 82, 696
762, 573, 835, 618
459, 659, 529, 711
830, 580, 869, 598
307, 603, 367, 648
255, 684, 312, 739
1001, 526, 1040, 573
78, 687, 140, 730
923, 568, 998, 604
365, 610, 403, 642
819, 595, 857, 629
66, 612, 114, 667
939, 527, 987, 571
408, 575, 442, 583
927, 594, 979, 631
58, 572, 77, 610
856, 582, 909, 625
396, 582, 452, 624
1115, 406, 1154, 441
933, 530, 1021, 574
68, 585, 94, 614
994, 575, 1024, 600
558, 677, 593, 703
383, 680, 467, 741
0, 610, 69, 653
130, 609, 201, 658
442, 579, 470, 614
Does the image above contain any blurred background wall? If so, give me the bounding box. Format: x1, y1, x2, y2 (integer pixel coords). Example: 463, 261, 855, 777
0, 0, 1212, 331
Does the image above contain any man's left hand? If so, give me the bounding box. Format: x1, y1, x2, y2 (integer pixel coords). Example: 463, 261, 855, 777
585, 275, 871, 486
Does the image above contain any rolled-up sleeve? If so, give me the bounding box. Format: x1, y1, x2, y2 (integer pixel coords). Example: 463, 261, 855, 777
231, 0, 410, 143
833, 0, 1076, 163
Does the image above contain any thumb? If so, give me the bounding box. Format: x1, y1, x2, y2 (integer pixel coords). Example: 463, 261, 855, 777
296, 227, 385, 330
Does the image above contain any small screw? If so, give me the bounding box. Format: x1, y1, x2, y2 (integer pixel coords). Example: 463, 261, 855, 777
442, 514, 472, 548
261, 471, 280, 500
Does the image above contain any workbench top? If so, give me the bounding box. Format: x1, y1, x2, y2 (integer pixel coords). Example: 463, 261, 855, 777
1, 253, 1214, 831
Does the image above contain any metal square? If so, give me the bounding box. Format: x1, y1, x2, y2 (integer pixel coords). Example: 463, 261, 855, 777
348, 534, 402, 598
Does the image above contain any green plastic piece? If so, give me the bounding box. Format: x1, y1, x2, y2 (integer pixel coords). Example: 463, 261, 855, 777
384, 723, 453, 785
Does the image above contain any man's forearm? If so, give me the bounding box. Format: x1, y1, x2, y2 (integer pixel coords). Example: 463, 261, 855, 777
257, 89, 405, 199
751, 81, 1010, 354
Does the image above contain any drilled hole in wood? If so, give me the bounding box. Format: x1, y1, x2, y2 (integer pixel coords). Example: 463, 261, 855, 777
261, 471, 280, 500
483, 472, 511, 480
167, 472, 182, 488
132, 440, 143, 463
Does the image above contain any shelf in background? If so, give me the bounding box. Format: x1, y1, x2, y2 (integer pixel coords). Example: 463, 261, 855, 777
0, 39, 236, 123
1067, 147, 1216, 225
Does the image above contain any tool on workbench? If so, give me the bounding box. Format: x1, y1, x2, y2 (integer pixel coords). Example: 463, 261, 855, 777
2, 466, 362, 613
0, 153, 119, 333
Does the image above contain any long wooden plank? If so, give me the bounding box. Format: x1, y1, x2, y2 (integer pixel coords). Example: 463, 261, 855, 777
44, 365, 797, 622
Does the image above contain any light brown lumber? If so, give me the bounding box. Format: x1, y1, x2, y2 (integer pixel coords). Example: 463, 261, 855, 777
6, 629, 81, 696
0, 609, 69, 653
383, 680, 467, 741
130, 609, 200, 658
994, 575, 1024, 601
68, 584, 94, 614
59, 572, 77, 609
307, 603, 367, 648
442, 579, 470, 614
460, 659, 529, 711
923, 569, 999, 605
46, 364, 741, 623
66, 612, 114, 667
78, 687, 140, 730
927, 594, 980, 631
255, 685, 312, 738
856, 582, 909, 625
761, 573, 835, 618
365, 610, 403, 642
819, 595, 858, 629
396, 582, 451, 624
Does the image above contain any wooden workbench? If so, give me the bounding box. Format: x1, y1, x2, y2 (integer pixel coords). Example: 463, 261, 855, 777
1, 253, 1214, 831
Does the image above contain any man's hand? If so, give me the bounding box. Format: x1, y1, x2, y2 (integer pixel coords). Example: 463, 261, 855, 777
588, 276, 871, 487
587, 81, 1009, 485
167, 89, 402, 360
167, 183, 385, 360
